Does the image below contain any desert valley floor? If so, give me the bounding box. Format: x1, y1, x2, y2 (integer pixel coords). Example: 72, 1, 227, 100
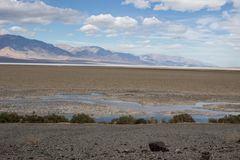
0, 65, 240, 159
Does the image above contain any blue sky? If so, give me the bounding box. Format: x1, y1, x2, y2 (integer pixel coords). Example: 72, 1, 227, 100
0, 0, 240, 67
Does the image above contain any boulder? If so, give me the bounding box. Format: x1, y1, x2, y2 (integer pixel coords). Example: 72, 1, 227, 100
149, 141, 169, 152
200, 151, 211, 160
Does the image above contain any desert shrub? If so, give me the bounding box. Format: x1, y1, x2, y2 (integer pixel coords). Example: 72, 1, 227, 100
111, 115, 136, 124
147, 117, 158, 124
43, 114, 68, 123
208, 118, 218, 123
135, 118, 147, 124
0, 112, 22, 123
160, 119, 167, 123
70, 113, 95, 123
23, 112, 44, 123
217, 115, 240, 124
169, 113, 195, 123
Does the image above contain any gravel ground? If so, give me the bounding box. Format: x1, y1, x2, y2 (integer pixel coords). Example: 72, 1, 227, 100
0, 124, 239, 160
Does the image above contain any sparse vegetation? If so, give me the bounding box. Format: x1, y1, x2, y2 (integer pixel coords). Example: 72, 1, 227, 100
0, 112, 23, 123
111, 116, 159, 124
111, 115, 136, 124
70, 113, 95, 123
23, 112, 45, 123
147, 117, 158, 124
208, 118, 218, 123
43, 114, 68, 123
1, 112, 239, 124
0, 112, 68, 123
208, 115, 240, 124
169, 113, 195, 123
135, 118, 147, 124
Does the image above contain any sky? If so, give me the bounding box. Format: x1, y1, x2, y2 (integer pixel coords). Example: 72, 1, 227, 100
0, 0, 240, 67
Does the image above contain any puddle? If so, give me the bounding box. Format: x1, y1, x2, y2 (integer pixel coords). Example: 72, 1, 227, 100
1, 92, 240, 123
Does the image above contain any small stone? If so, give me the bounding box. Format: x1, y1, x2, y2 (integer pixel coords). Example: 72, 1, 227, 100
123, 149, 135, 154
237, 139, 240, 144
175, 149, 182, 154
200, 151, 211, 160
141, 149, 148, 153
149, 141, 169, 152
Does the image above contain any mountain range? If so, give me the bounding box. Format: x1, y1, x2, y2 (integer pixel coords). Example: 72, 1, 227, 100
0, 34, 213, 67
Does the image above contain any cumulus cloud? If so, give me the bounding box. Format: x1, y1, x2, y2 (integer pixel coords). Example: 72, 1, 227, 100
79, 24, 100, 35
187, 9, 240, 53
143, 17, 161, 26
85, 14, 138, 29
0, 0, 82, 24
122, 0, 240, 12
153, 0, 227, 12
122, 0, 150, 9
80, 14, 138, 36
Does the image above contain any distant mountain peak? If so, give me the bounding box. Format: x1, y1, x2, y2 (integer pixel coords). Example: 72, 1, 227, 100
0, 34, 71, 56
0, 34, 214, 67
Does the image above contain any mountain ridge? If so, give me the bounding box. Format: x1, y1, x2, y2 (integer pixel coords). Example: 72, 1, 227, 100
0, 34, 213, 67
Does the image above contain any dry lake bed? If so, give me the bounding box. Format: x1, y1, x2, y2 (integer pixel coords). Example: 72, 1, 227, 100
0, 65, 240, 122
0, 65, 240, 159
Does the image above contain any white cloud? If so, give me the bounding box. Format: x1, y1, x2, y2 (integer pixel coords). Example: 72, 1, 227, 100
143, 17, 161, 26
122, 0, 150, 9
80, 14, 138, 36
153, 0, 227, 12
9, 26, 35, 36
79, 24, 99, 35
85, 14, 138, 29
231, 0, 240, 9
122, 0, 240, 12
0, 0, 82, 24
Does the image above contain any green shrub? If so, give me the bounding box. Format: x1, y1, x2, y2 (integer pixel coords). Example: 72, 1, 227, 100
169, 113, 195, 123
135, 118, 147, 124
208, 118, 218, 123
43, 114, 68, 123
70, 113, 95, 123
160, 119, 167, 123
0, 112, 22, 123
217, 115, 240, 124
111, 115, 136, 124
23, 112, 45, 123
147, 117, 158, 124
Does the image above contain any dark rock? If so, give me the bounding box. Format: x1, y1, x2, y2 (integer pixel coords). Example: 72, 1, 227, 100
149, 141, 169, 152
200, 151, 211, 160
237, 139, 240, 144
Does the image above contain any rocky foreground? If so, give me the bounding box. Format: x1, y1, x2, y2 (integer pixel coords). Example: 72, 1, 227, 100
0, 124, 239, 160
